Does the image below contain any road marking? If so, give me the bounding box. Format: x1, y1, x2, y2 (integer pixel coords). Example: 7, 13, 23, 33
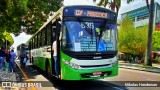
15, 61, 37, 90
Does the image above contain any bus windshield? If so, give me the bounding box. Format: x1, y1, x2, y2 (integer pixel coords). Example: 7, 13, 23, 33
62, 19, 117, 52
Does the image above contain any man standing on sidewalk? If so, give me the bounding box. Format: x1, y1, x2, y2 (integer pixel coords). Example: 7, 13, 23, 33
20, 50, 25, 68
10, 49, 16, 72
5, 50, 10, 72
52, 40, 59, 76
0, 47, 6, 70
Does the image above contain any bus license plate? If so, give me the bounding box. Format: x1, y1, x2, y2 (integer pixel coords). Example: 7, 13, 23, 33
93, 71, 102, 76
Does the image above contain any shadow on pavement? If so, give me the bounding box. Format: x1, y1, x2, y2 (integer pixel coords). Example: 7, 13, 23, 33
51, 79, 128, 90
15, 61, 128, 90
15, 60, 41, 81
32, 65, 128, 90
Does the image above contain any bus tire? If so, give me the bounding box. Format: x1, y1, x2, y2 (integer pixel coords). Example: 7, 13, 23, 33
46, 60, 52, 79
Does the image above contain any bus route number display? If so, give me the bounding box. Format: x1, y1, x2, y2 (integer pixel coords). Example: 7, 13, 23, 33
75, 10, 108, 18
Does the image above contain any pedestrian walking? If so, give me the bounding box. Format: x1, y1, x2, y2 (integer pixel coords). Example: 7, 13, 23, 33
20, 50, 26, 68
0, 47, 6, 70
5, 50, 11, 72
23, 54, 28, 68
10, 49, 16, 72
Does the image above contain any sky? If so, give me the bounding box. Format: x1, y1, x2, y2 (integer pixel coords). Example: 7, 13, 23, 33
11, 0, 160, 50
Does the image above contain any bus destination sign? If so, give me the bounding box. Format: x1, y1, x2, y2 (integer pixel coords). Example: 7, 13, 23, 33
75, 10, 108, 18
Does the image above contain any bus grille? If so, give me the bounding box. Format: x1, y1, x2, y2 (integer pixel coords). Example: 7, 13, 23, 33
75, 54, 114, 60
80, 64, 111, 68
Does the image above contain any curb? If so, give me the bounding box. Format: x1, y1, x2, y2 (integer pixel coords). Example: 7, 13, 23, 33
119, 66, 160, 73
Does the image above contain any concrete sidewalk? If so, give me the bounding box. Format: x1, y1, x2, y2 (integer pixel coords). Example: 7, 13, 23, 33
119, 61, 160, 73
0, 67, 20, 90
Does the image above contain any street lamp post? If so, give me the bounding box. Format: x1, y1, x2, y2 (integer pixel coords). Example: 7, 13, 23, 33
5, 39, 7, 50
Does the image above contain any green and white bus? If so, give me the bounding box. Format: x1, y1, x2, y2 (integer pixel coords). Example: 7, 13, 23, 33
27, 5, 118, 80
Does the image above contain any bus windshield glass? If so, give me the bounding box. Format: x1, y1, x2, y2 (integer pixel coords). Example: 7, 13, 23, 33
62, 19, 117, 52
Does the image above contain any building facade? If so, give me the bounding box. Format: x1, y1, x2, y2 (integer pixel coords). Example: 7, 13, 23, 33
121, 2, 160, 30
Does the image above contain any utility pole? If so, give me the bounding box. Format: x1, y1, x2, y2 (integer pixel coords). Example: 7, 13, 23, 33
6, 39, 7, 50
145, 0, 154, 66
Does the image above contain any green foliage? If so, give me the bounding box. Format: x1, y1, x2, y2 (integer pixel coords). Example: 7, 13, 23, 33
0, 31, 14, 47
118, 17, 148, 56
118, 17, 135, 52
0, 0, 63, 36
152, 31, 160, 50
96, 0, 134, 16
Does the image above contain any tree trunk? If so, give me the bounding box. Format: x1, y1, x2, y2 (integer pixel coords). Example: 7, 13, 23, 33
145, 0, 154, 66
146, 0, 150, 12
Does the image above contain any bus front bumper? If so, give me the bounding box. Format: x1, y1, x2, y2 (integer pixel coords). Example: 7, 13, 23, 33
61, 64, 118, 80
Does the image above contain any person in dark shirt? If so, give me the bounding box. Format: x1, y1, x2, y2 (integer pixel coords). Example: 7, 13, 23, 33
0, 48, 2, 69
10, 49, 16, 72
0, 47, 6, 70
20, 50, 26, 68
5, 50, 10, 72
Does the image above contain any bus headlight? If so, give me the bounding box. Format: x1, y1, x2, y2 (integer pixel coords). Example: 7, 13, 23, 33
112, 61, 117, 67
64, 60, 80, 69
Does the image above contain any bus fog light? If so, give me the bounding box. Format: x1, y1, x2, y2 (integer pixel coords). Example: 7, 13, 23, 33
72, 64, 80, 69
69, 63, 74, 67
70, 63, 80, 69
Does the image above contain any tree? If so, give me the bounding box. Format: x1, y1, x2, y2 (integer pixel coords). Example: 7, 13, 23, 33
124, 0, 154, 67
23, 0, 63, 35
145, 0, 154, 66
96, 0, 154, 66
118, 17, 148, 59
95, 0, 135, 17
118, 17, 135, 53
0, 31, 14, 48
96, 0, 120, 16
152, 31, 160, 51
0, 0, 63, 35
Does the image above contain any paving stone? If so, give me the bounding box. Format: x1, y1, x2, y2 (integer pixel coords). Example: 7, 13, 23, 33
0, 66, 21, 90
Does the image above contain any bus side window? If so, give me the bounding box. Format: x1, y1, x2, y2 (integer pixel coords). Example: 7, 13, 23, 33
62, 24, 67, 48
42, 29, 45, 46
52, 22, 56, 41
57, 20, 62, 41
47, 24, 51, 45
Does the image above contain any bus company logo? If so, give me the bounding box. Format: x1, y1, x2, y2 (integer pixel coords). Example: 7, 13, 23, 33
2, 82, 12, 88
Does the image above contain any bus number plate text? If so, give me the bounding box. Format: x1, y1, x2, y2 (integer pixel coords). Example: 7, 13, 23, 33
93, 71, 102, 76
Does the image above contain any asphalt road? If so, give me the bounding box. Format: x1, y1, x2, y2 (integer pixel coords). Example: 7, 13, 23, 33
18, 63, 160, 90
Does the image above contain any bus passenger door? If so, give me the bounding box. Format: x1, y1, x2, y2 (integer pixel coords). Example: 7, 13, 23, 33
56, 20, 62, 77
51, 22, 56, 76
51, 19, 61, 77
